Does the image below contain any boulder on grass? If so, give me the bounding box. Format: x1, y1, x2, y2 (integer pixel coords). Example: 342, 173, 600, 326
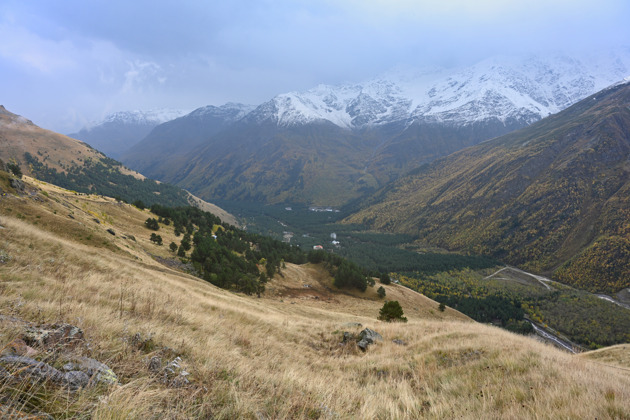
357, 328, 383, 351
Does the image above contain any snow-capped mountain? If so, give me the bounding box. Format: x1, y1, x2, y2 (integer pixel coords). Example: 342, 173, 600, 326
120, 102, 255, 179
247, 49, 630, 129
185, 103, 255, 122
84, 109, 189, 130
68, 108, 189, 158
119, 49, 630, 207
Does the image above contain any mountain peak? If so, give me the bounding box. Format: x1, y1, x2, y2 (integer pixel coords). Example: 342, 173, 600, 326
246, 50, 630, 130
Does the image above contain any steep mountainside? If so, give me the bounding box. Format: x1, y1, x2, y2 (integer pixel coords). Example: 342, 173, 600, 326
123, 51, 630, 205
1, 171, 629, 419
0, 105, 235, 222
68, 109, 188, 158
160, 120, 390, 206
121, 103, 254, 180
345, 80, 630, 294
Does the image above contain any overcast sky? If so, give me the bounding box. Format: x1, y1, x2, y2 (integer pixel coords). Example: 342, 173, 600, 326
1, 0, 628, 133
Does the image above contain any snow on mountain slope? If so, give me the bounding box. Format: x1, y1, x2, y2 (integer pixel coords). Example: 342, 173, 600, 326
84, 108, 190, 131
248, 49, 630, 129
184, 102, 255, 122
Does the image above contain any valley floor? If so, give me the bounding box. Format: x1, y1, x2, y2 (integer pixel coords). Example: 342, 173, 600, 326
1, 182, 630, 419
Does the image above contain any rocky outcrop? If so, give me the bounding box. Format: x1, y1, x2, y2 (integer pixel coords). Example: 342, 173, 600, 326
0, 319, 118, 391
0, 355, 90, 390
9, 178, 24, 193
340, 327, 383, 351
357, 328, 383, 351
22, 323, 84, 349
61, 356, 118, 386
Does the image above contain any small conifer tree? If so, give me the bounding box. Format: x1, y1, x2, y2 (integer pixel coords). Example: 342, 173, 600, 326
378, 300, 407, 322
380, 273, 391, 285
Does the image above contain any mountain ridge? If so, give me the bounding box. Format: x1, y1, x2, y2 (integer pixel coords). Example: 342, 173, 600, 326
0, 105, 236, 224
120, 50, 630, 206
345, 81, 630, 294
68, 108, 189, 158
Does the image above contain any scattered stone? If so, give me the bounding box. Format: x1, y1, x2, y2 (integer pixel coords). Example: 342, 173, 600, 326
392, 339, 407, 346
130, 332, 156, 352
67, 214, 75, 219
22, 323, 84, 349
93, 218, 100, 224
160, 356, 191, 388
147, 355, 162, 373
357, 328, 383, 351
106, 228, 115, 236
342, 332, 355, 343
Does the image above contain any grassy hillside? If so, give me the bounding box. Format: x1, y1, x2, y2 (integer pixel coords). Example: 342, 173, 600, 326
1, 165, 630, 418
346, 82, 630, 294
0, 105, 237, 225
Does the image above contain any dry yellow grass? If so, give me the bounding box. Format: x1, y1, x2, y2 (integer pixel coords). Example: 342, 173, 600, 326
581, 344, 630, 370
1, 180, 630, 419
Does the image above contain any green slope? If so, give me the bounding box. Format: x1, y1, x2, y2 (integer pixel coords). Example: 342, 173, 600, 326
346, 82, 630, 294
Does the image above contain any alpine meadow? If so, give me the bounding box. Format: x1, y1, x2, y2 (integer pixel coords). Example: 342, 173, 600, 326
2, 1, 630, 418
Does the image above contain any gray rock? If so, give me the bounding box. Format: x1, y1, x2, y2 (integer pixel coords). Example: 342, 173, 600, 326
160, 356, 191, 388
23, 323, 84, 349
0, 355, 95, 390
9, 178, 24, 193
342, 332, 355, 343
63, 370, 90, 390
106, 228, 116, 235
392, 339, 407, 346
62, 356, 118, 385
357, 328, 383, 351
147, 356, 162, 373
0, 355, 65, 385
